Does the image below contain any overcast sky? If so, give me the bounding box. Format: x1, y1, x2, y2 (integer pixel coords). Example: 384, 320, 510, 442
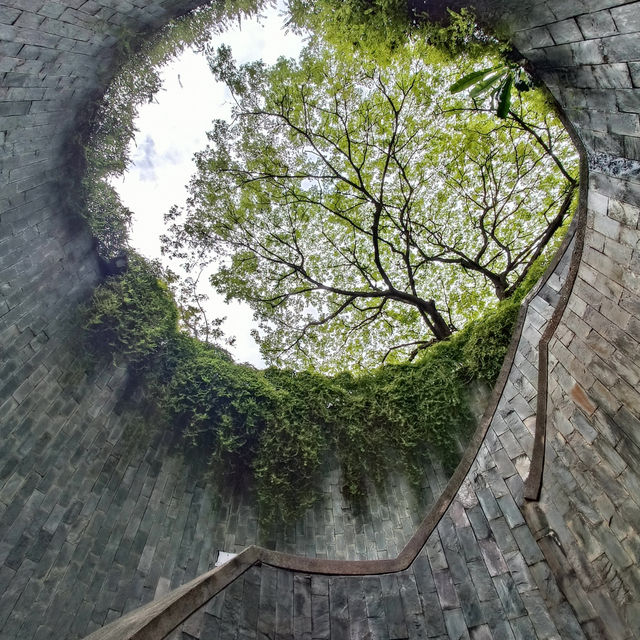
112, 2, 306, 367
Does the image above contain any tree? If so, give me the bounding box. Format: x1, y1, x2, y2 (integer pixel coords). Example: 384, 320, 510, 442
163, 40, 577, 371
165, 266, 227, 346
286, 0, 495, 61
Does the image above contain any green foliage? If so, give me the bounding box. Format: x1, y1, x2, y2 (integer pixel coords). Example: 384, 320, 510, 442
82, 178, 133, 260
83, 254, 179, 371
256, 369, 334, 523
418, 8, 500, 60
335, 349, 474, 496
288, 0, 411, 56
446, 250, 555, 386
166, 340, 278, 478
83, 246, 556, 524
79, 0, 575, 527
286, 1, 495, 62
450, 63, 535, 119
511, 251, 556, 304
329, 396, 391, 501
255, 351, 475, 517
458, 299, 520, 385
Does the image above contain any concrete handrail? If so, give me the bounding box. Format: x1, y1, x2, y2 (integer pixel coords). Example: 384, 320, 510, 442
82, 548, 260, 640
523, 110, 588, 500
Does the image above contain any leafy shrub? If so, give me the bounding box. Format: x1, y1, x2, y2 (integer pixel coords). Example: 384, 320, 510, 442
444, 251, 557, 386
84, 254, 178, 371
459, 299, 520, 385
166, 341, 278, 480
328, 371, 395, 501
397, 348, 474, 468
256, 370, 333, 523
287, 1, 498, 65
82, 179, 133, 260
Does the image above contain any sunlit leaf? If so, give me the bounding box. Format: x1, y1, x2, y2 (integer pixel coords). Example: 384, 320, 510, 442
449, 65, 500, 93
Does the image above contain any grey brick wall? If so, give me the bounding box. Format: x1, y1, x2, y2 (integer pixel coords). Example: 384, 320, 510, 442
501, 1, 640, 635
1, 0, 640, 639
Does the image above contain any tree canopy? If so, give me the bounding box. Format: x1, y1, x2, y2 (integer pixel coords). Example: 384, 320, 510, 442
285, 0, 496, 62
80, 3, 580, 523
163, 38, 577, 371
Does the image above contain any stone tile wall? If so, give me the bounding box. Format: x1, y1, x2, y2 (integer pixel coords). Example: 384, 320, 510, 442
0, 355, 450, 639
503, 1, 640, 634
1, 1, 640, 639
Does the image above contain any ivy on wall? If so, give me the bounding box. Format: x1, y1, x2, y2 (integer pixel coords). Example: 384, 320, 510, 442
83, 254, 547, 524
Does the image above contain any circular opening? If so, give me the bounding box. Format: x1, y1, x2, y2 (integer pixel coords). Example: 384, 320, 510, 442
80, 0, 579, 554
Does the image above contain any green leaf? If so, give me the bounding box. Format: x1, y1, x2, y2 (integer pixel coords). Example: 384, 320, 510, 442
449, 66, 499, 93
496, 74, 513, 119
469, 71, 506, 98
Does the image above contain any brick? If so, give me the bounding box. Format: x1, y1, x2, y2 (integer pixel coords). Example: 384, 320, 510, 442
496, 494, 525, 529
569, 383, 598, 418
609, 112, 640, 137
585, 328, 616, 362
457, 526, 482, 563
541, 42, 575, 67
14, 11, 46, 29
0, 6, 22, 24
509, 615, 538, 639
478, 538, 509, 578
441, 608, 468, 639
623, 134, 640, 160
512, 524, 544, 565
0, 99, 33, 116
487, 518, 517, 558
487, 617, 516, 640
469, 623, 492, 640
611, 4, 640, 34
0, 3, 638, 640
452, 579, 482, 629
37, 2, 66, 19
573, 274, 604, 310
517, 25, 554, 50
550, 0, 590, 21
492, 573, 527, 619
601, 33, 640, 64
615, 87, 640, 114
575, 39, 609, 65
548, 18, 584, 45
433, 569, 459, 610
577, 10, 618, 39
517, 2, 556, 29
39, 16, 92, 41
586, 128, 627, 156
593, 62, 634, 88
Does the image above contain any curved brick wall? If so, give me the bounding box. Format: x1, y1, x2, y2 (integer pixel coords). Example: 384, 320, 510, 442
1, 1, 639, 639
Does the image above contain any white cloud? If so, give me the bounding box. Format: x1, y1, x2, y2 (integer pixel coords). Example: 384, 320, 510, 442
132, 135, 158, 181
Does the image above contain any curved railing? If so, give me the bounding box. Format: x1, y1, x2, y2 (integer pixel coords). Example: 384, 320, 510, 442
523, 110, 588, 500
